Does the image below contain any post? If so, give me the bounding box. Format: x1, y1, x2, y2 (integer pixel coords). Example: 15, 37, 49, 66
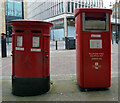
118, 25, 120, 43
53, 33, 55, 41
1, 33, 7, 58
6, 0, 9, 45
56, 40, 58, 50
115, 1, 118, 44
53, 23, 55, 41
111, 24, 113, 44
7, 31, 9, 45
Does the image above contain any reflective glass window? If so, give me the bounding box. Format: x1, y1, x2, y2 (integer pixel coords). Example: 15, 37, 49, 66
5, 0, 23, 17
14, 1, 22, 17
68, 2, 70, 12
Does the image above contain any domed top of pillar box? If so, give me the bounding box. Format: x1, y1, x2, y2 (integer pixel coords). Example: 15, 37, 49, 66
8, 19, 53, 28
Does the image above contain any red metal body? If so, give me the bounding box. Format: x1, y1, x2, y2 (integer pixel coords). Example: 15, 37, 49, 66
9, 20, 53, 96
9, 20, 53, 78
74, 9, 112, 88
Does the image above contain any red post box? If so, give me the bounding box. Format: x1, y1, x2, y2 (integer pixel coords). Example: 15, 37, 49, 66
74, 9, 112, 91
9, 20, 53, 96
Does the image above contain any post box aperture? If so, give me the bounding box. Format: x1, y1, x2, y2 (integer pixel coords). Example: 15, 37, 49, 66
74, 8, 112, 91
84, 13, 108, 31
9, 20, 53, 96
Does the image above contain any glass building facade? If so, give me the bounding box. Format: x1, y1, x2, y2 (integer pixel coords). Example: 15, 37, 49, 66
27, 0, 103, 20
27, 0, 104, 40
5, 0, 24, 36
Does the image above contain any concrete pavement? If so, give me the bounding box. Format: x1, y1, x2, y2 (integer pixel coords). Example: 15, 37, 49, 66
0, 41, 119, 101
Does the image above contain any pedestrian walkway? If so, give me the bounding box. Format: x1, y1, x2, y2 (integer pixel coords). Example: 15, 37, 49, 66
0, 42, 119, 102
0, 41, 118, 58
0, 43, 12, 58
50, 40, 65, 50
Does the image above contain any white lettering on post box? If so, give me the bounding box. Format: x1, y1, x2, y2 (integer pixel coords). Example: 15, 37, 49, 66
17, 36, 23, 47
90, 40, 102, 49
33, 36, 40, 47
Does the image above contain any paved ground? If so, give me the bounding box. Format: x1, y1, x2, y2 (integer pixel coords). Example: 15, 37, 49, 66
0, 41, 119, 102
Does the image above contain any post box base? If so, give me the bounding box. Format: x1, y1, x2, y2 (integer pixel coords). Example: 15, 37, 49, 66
77, 83, 109, 92
12, 75, 50, 96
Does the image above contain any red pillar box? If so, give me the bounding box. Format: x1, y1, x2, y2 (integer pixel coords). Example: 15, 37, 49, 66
74, 9, 112, 91
9, 20, 53, 96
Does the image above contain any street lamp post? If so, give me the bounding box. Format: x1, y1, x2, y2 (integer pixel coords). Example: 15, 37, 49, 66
118, 25, 120, 43
109, 1, 114, 44
6, 0, 9, 45
115, 0, 118, 44
53, 22, 55, 41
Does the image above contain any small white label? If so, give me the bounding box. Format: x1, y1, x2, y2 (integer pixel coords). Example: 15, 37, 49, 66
90, 40, 102, 49
31, 48, 41, 52
91, 34, 101, 38
16, 47, 24, 51
95, 67, 99, 69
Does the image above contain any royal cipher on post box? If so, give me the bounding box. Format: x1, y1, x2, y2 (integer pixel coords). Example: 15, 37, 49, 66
74, 8, 112, 91
9, 20, 53, 96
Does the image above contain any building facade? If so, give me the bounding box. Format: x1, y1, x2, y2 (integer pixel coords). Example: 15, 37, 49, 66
0, 0, 6, 35
111, 0, 120, 43
27, 0, 103, 40
5, 0, 24, 37
112, 0, 120, 19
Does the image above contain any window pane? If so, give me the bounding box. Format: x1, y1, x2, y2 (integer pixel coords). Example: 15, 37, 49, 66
14, 1, 22, 17
61, 2, 63, 13
5, 1, 8, 15
71, 2, 74, 13
75, 3, 77, 8
8, 1, 14, 16
68, 2, 70, 12
5, 0, 23, 17
79, 4, 81, 8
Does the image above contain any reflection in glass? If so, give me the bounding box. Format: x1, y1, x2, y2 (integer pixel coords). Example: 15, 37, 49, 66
5, 0, 23, 17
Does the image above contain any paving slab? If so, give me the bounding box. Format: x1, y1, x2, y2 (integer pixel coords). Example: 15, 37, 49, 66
1, 76, 118, 101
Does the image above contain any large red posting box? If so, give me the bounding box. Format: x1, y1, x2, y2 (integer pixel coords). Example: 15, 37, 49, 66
74, 9, 112, 90
9, 20, 53, 96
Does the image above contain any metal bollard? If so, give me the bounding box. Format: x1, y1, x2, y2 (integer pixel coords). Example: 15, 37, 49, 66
56, 40, 58, 50
1, 33, 7, 58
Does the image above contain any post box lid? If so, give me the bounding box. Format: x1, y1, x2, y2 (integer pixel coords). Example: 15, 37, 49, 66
8, 19, 53, 27
74, 8, 112, 18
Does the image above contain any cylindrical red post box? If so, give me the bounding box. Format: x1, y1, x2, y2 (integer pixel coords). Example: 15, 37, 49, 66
9, 20, 53, 96
74, 9, 112, 91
